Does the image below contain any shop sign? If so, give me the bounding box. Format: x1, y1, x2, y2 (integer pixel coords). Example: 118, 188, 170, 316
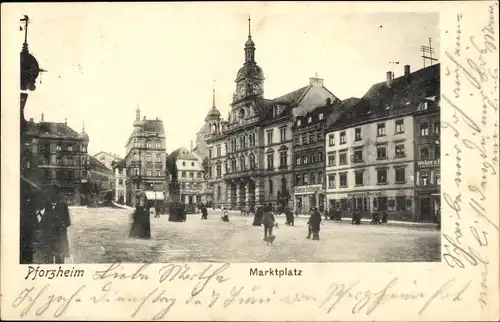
416, 159, 440, 169
294, 184, 323, 194
347, 191, 382, 198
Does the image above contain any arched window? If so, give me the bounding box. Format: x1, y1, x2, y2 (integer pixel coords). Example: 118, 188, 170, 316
249, 153, 255, 170
240, 155, 246, 171
217, 185, 221, 201
133, 153, 139, 161
269, 179, 274, 195
231, 158, 237, 172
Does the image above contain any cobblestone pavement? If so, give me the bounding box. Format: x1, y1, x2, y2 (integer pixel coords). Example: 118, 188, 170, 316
66, 207, 441, 263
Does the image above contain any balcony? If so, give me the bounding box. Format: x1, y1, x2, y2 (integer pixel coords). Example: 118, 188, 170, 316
223, 168, 259, 180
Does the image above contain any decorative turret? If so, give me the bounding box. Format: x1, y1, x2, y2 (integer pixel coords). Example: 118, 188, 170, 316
78, 121, 89, 141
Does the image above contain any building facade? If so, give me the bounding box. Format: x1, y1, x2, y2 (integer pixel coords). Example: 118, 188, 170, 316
21, 115, 90, 205
413, 99, 441, 222
204, 18, 337, 209
112, 159, 127, 204
325, 64, 440, 221
168, 147, 206, 205
292, 103, 337, 214
124, 107, 167, 206
88, 156, 114, 204
94, 151, 121, 170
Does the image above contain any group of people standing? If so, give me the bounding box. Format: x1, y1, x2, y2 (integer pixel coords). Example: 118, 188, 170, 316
20, 188, 72, 264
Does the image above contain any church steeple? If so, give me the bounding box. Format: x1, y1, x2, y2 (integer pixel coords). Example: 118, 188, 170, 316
244, 15, 255, 63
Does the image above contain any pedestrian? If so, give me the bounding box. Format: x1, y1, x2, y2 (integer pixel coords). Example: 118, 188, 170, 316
284, 206, 294, 226
38, 189, 72, 264
370, 207, 381, 225
305, 208, 313, 239
252, 206, 263, 226
201, 203, 208, 219
262, 204, 275, 241
352, 207, 361, 225
310, 207, 322, 240
381, 211, 388, 224
130, 198, 151, 239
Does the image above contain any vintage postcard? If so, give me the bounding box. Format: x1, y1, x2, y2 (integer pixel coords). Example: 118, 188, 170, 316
1, 1, 499, 321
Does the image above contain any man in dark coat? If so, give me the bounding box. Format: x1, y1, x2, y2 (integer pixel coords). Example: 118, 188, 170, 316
38, 190, 71, 264
201, 203, 208, 220
20, 191, 39, 264
284, 207, 294, 226
262, 204, 275, 241
309, 207, 322, 240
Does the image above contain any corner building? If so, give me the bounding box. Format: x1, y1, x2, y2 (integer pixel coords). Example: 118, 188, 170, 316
204, 18, 337, 209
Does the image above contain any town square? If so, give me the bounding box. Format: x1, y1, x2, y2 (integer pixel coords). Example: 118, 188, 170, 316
18, 9, 442, 264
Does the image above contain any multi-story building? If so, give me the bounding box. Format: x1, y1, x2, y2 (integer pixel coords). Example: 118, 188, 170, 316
292, 101, 340, 214
168, 147, 206, 205
204, 18, 337, 209
413, 97, 441, 222
93, 151, 121, 170
88, 156, 114, 203
325, 64, 440, 221
112, 159, 127, 204
123, 107, 167, 206
21, 114, 90, 205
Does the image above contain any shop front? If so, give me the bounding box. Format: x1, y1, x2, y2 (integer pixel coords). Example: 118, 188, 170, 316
293, 184, 325, 214
414, 159, 440, 222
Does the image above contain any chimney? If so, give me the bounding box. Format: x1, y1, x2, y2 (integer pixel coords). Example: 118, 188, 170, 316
386, 71, 393, 88
404, 64, 411, 78
41, 112, 44, 122
309, 75, 324, 87
326, 98, 332, 105
65, 118, 67, 125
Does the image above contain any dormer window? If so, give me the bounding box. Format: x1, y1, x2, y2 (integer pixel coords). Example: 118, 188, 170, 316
297, 120, 301, 126
274, 105, 280, 117
319, 113, 324, 120
308, 117, 312, 124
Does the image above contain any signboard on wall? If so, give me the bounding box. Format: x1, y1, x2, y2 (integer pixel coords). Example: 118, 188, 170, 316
294, 184, 323, 194
416, 159, 440, 169
347, 191, 382, 198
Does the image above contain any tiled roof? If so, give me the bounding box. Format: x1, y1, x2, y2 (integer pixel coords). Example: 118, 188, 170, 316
273, 86, 310, 104
90, 156, 112, 173
33, 122, 80, 139
332, 64, 440, 130
143, 120, 165, 133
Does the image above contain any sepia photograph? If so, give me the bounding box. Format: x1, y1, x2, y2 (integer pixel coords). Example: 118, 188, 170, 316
18, 9, 442, 264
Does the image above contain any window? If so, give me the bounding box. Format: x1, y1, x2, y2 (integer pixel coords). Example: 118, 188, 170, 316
118, 179, 123, 185
434, 145, 440, 159
295, 155, 301, 165
280, 127, 286, 142
340, 131, 346, 144
318, 131, 323, 141
434, 122, 440, 135
318, 171, 324, 184
420, 122, 429, 136
354, 128, 362, 141
56, 144, 62, 151
328, 153, 336, 166
395, 144, 405, 157
310, 172, 316, 184
134, 168, 139, 176
146, 141, 152, 148
197, 172, 201, 178
182, 171, 186, 177
353, 148, 363, 163
294, 136, 300, 146
396, 197, 406, 211
319, 113, 324, 120
301, 135, 307, 145
182, 161, 186, 166
249, 154, 256, 169
191, 162, 194, 166
309, 132, 315, 143
339, 173, 347, 187
146, 169, 152, 176
208, 149, 212, 159
295, 174, 301, 186
156, 170, 161, 176
377, 145, 387, 159
377, 123, 386, 137
302, 155, 308, 165
377, 169, 388, 184
267, 154, 274, 169
216, 164, 222, 177
318, 152, 323, 162
339, 151, 347, 165
328, 174, 336, 188
231, 158, 237, 172
189, 171, 194, 178
395, 168, 406, 183
355, 171, 364, 186
267, 130, 273, 145
155, 154, 161, 162
328, 134, 335, 146
240, 155, 246, 170
279, 151, 287, 167
297, 120, 301, 126
395, 119, 404, 133
156, 140, 161, 148
68, 145, 73, 152
420, 146, 429, 159
420, 170, 429, 185
269, 179, 274, 194
308, 117, 312, 124
217, 145, 221, 157
146, 154, 152, 162
274, 105, 280, 117
435, 170, 441, 185
302, 173, 309, 185
311, 153, 316, 163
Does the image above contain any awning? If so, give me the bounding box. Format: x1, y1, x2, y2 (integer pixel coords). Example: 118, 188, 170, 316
145, 191, 165, 200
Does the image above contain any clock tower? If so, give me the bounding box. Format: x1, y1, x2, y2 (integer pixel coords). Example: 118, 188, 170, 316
232, 16, 265, 106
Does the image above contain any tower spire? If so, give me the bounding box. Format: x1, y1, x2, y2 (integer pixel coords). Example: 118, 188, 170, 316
82, 121, 85, 132
135, 104, 140, 121
248, 15, 252, 39
212, 79, 216, 108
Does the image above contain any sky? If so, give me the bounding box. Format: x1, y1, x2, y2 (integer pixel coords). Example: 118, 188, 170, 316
12, 3, 439, 157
